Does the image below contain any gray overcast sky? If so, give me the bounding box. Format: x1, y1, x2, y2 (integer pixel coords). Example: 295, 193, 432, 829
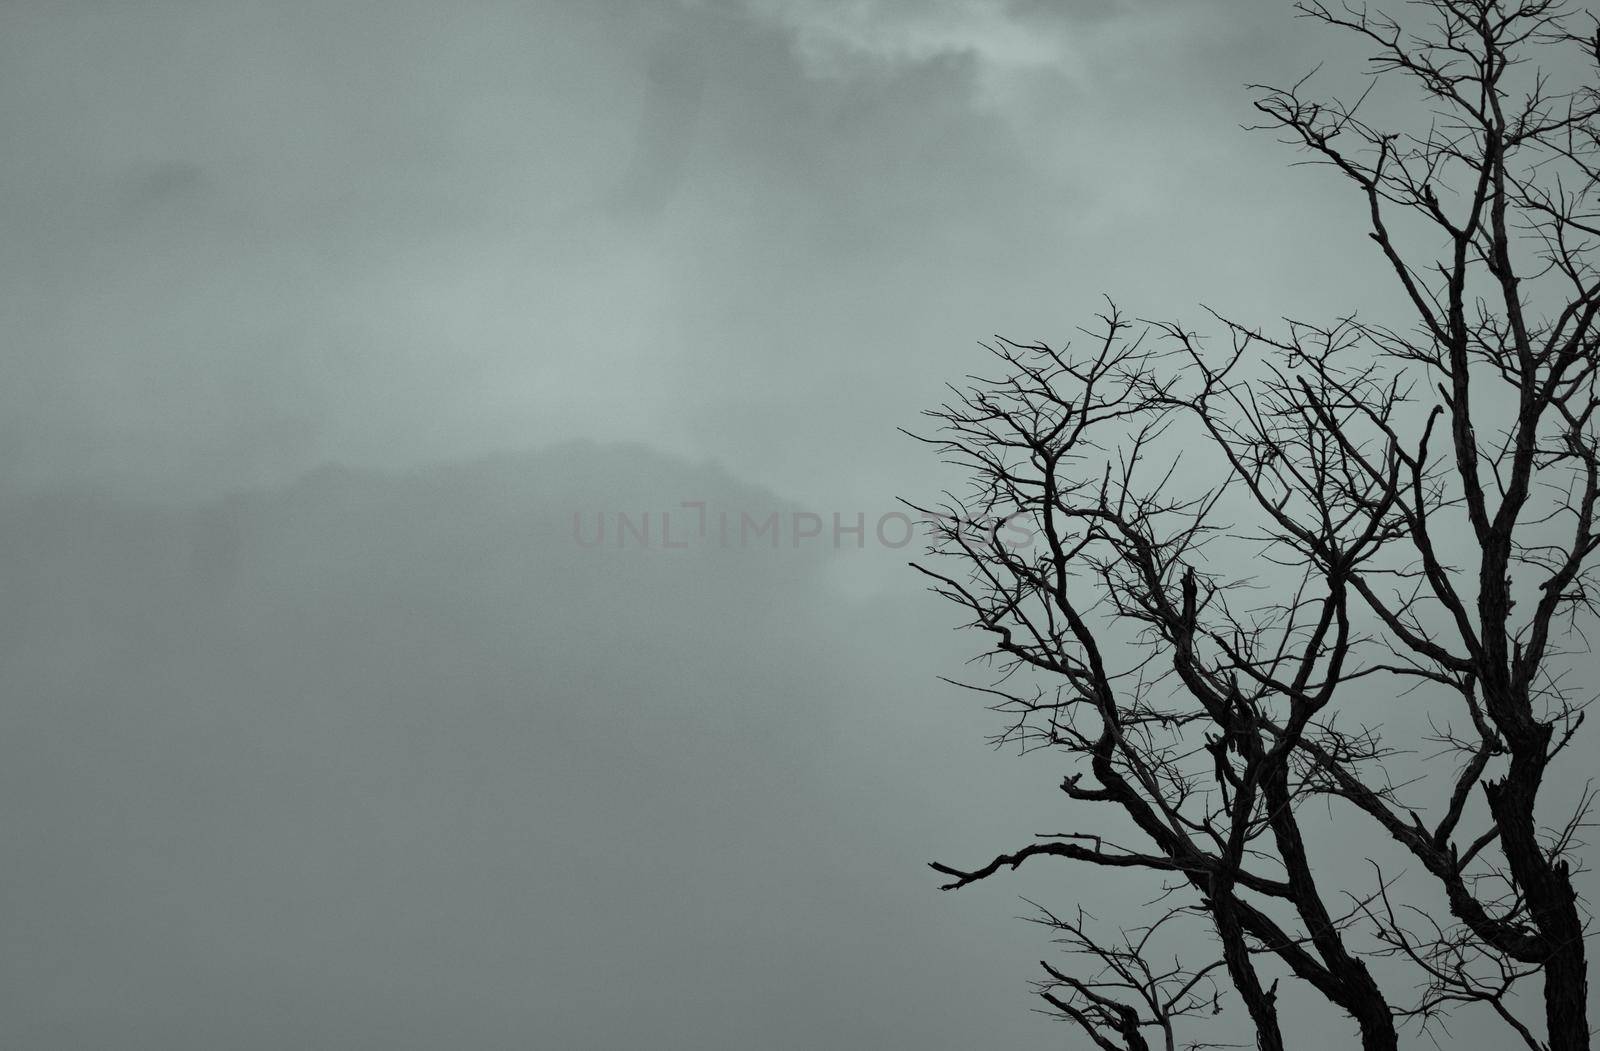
0, 0, 1400, 507
3, 2, 1582, 1049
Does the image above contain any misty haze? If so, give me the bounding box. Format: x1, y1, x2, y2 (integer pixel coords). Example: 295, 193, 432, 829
6, 2, 1600, 1049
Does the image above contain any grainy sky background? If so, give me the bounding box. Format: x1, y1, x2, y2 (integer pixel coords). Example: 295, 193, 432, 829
1, 1, 1584, 1048
0, 0, 1406, 508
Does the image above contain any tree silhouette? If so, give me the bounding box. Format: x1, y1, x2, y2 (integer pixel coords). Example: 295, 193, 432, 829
912, 4, 1600, 1049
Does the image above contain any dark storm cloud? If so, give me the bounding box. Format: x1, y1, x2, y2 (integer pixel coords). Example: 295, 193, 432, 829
603, 25, 709, 222
0, 445, 1077, 1048
0, 0, 1380, 506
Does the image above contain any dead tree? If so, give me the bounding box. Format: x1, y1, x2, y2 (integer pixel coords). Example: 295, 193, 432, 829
913, 3, 1600, 1049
